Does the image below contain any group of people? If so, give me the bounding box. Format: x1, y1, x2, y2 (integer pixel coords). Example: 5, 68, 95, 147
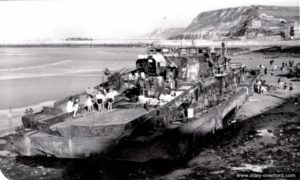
254, 58, 297, 96
278, 78, 294, 97
133, 71, 177, 108
129, 71, 146, 81
284, 60, 295, 68
280, 60, 296, 75
85, 86, 118, 113
258, 59, 295, 76
254, 77, 294, 96
65, 86, 118, 117
254, 79, 269, 94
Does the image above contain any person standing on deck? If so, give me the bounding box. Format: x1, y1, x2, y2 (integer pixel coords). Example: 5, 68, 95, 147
168, 74, 175, 89
72, 98, 80, 118
106, 89, 115, 112
66, 97, 79, 118
257, 80, 262, 94
85, 95, 94, 113
66, 97, 74, 113
96, 91, 105, 112
7, 106, 13, 130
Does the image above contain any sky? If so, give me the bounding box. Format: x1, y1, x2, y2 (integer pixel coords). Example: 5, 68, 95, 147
0, 0, 298, 41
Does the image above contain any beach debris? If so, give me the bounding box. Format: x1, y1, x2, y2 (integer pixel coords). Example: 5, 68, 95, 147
256, 129, 274, 137
231, 161, 273, 173
210, 170, 225, 174
0, 150, 11, 157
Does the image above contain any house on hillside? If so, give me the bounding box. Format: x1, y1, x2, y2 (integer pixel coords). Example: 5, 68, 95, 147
251, 20, 262, 28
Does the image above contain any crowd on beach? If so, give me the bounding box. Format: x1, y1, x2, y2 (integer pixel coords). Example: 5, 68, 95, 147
254, 59, 295, 98
257, 60, 296, 76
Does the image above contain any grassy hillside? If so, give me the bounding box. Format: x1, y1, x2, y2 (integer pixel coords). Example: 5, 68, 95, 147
169, 5, 299, 40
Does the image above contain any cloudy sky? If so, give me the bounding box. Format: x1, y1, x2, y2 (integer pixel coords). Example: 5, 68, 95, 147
0, 0, 298, 41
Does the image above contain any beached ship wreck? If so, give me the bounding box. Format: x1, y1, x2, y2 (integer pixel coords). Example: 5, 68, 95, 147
13, 43, 258, 161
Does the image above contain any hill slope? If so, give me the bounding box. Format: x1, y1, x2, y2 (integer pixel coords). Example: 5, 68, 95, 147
169, 5, 299, 40
145, 28, 185, 39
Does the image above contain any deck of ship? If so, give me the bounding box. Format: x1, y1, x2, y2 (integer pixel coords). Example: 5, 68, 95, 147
52, 108, 148, 127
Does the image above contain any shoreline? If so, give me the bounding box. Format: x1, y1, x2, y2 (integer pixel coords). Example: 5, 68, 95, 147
0, 70, 104, 81
0, 70, 108, 110
0, 39, 300, 48
0, 100, 56, 136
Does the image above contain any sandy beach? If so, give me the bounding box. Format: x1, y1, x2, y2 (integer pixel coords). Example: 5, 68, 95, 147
0, 49, 299, 179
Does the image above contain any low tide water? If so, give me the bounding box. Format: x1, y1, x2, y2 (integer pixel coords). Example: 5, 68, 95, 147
0, 47, 145, 110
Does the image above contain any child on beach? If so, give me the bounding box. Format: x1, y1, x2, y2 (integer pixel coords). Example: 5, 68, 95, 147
270, 68, 274, 76
283, 83, 288, 94
278, 78, 283, 89
264, 68, 267, 75
289, 83, 294, 98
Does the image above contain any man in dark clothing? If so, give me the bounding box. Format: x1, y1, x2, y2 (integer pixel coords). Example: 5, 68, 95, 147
264, 68, 267, 75
289, 83, 294, 98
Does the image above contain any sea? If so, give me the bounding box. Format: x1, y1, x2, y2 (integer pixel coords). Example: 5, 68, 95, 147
0, 47, 145, 128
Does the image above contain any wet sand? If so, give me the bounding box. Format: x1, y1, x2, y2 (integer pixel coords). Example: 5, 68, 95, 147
0, 50, 300, 179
